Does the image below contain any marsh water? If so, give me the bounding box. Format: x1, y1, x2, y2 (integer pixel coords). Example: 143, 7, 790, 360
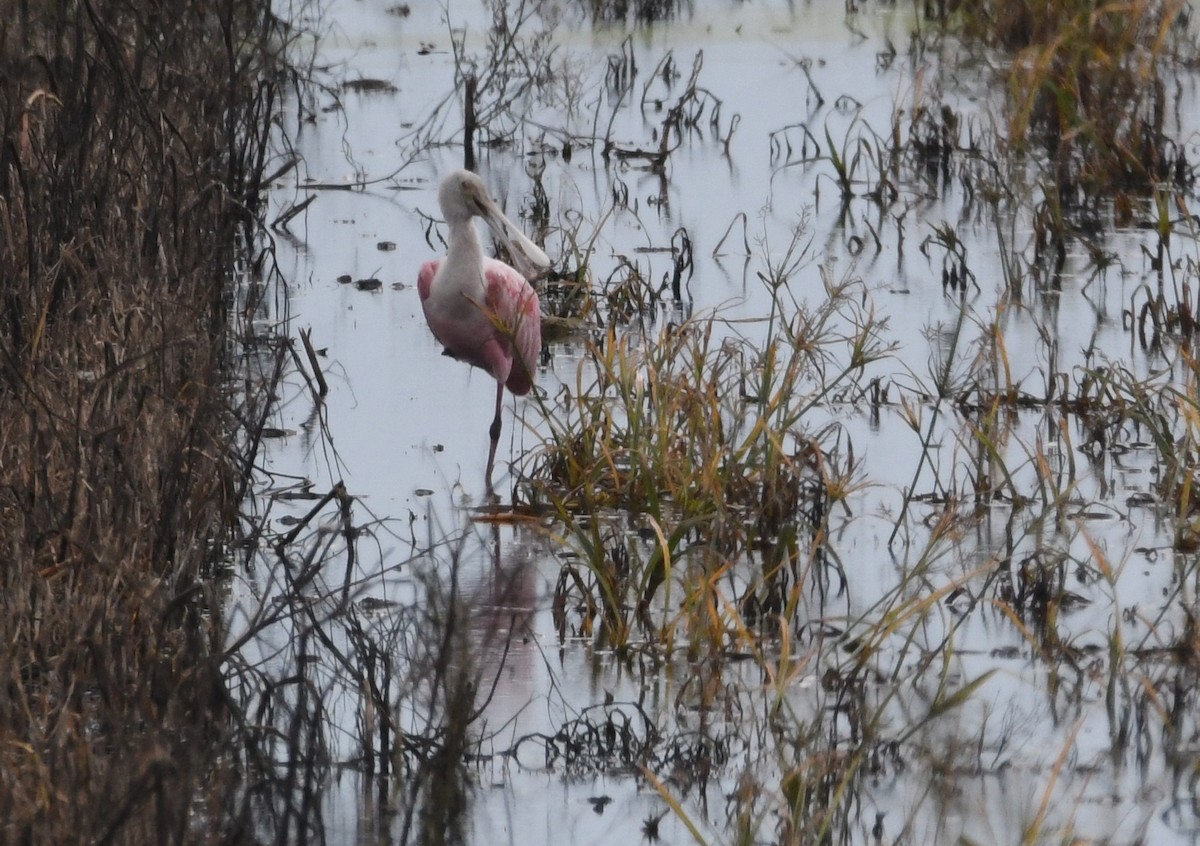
237, 1, 1200, 843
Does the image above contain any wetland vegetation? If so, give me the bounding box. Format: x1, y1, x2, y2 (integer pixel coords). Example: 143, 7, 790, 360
0, 0, 289, 842
7, 0, 1200, 844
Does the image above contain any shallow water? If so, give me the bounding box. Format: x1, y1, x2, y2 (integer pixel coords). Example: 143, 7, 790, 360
239, 0, 1200, 842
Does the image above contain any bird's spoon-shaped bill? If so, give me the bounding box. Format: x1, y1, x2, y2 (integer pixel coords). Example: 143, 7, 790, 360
474, 194, 550, 279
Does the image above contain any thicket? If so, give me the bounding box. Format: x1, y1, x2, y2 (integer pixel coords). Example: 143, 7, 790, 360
0, 1, 280, 841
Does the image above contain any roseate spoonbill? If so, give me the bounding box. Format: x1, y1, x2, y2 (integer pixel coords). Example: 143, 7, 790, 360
417, 169, 550, 484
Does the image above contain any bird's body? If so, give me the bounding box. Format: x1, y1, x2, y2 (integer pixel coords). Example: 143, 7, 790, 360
418, 169, 549, 484
417, 253, 540, 397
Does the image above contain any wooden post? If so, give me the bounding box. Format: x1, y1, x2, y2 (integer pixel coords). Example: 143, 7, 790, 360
463, 73, 477, 171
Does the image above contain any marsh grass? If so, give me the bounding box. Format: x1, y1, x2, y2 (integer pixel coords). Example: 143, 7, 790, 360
0, 0, 288, 841
522, 249, 890, 655
945, 0, 1196, 212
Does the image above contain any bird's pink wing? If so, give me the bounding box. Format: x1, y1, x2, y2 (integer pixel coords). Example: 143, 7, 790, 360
417, 259, 441, 302
484, 259, 541, 396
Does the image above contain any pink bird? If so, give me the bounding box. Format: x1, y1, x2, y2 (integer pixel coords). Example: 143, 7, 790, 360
418, 169, 550, 484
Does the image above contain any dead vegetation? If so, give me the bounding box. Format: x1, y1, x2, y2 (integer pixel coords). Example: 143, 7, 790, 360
0, 0, 283, 841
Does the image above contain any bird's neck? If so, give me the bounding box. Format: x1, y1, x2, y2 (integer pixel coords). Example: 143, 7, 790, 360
441, 219, 486, 296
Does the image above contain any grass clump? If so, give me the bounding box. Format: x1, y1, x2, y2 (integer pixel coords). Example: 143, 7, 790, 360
0, 0, 281, 841
523, 261, 890, 647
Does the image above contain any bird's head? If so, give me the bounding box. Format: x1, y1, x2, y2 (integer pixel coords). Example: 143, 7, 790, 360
438, 169, 489, 224
437, 169, 550, 279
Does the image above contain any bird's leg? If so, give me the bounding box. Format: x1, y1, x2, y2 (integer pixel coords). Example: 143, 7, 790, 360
489, 382, 504, 443
484, 381, 503, 487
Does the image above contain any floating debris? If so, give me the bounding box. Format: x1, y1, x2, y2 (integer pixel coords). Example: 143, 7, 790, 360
342, 78, 397, 93
541, 315, 588, 341
275, 490, 323, 501
359, 596, 399, 612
